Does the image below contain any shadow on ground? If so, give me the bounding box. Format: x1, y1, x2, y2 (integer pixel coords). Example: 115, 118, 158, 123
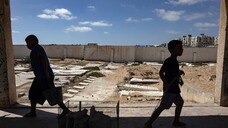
0, 115, 228, 128
120, 116, 228, 128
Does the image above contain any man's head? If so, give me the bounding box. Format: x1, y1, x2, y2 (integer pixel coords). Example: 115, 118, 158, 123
25, 35, 38, 50
168, 40, 183, 56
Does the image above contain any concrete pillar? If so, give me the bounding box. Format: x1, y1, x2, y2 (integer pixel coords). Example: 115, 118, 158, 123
0, 0, 17, 106
215, 0, 228, 106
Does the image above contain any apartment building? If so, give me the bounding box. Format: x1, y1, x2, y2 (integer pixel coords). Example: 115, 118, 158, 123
177, 34, 218, 47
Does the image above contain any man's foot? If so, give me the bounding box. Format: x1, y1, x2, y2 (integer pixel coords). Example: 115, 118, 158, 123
144, 122, 152, 128
57, 110, 71, 118
172, 121, 186, 127
23, 112, 36, 118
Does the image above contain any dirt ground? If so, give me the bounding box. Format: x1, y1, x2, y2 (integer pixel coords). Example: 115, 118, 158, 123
15, 59, 216, 104
101, 62, 216, 103
104, 63, 216, 93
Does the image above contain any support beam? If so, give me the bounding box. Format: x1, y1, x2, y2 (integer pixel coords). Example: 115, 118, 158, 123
0, 0, 17, 106
215, 0, 228, 106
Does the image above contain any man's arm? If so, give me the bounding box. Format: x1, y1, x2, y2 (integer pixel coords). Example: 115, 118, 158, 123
159, 66, 168, 92
39, 55, 50, 80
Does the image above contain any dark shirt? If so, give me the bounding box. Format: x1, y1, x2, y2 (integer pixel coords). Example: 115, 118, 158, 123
30, 44, 54, 80
161, 57, 180, 94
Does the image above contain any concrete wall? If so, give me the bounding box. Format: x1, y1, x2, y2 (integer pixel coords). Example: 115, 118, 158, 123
43, 45, 84, 59
13, 45, 217, 63
181, 84, 215, 104
84, 45, 135, 62
135, 47, 168, 62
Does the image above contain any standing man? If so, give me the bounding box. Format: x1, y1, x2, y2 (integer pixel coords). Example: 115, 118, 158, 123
24, 34, 70, 117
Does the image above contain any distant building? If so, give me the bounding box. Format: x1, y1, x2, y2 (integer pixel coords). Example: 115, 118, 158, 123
177, 34, 218, 47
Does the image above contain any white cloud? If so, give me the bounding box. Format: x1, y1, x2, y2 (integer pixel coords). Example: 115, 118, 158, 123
65, 26, 92, 32
11, 17, 18, 21
37, 8, 76, 20
11, 16, 21, 21
87, 6, 96, 11
155, 9, 185, 21
79, 21, 112, 27
166, 0, 210, 5
104, 32, 109, 34
37, 14, 59, 19
12, 30, 20, 33
165, 30, 180, 34
194, 22, 217, 27
125, 17, 139, 22
125, 17, 152, 22
183, 13, 206, 21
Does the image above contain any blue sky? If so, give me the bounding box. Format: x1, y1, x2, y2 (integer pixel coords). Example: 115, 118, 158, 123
11, 0, 220, 46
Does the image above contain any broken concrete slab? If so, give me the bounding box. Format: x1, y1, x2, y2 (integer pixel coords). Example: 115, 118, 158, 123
79, 82, 89, 86
127, 62, 140, 66
55, 84, 64, 87
98, 69, 113, 74
63, 93, 75, 98
67, 89, 79, 93
54, 81, 69, 86
208, 63, 216, 66
119, 90, 163, 97
119, 90, 130, 96
87, 78, 95, 81
89, 76, 97, 79
57, 80, 70, 84
83, 80, 93, 83
84, 63, 104, 67
53, 69, 89, 76
73, 86, 85, 89
118, 84, 159, 91
143, 62, 162, 66
51, 64, 84, 70
14, 66, 30, 72
130, 78, 160, 84
105, 63, 124, 70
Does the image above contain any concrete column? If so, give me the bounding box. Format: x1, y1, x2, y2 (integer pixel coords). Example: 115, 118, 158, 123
215, 0, 228, 106
0, 0, 17, 106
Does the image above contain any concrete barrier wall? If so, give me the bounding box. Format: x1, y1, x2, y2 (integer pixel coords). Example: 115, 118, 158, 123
43, 45, 84, 59
13, 45, 217, 62
179, 47, 217, 62
135, 47, 217, 62
135, 47, 169, 62
181, 83, 215, 104
84, 45, 135, 62
13, 45, 30, 58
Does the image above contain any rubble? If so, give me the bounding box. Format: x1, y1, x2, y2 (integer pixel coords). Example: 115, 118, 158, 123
130, 78, 160, 84
118, 84, 159, 91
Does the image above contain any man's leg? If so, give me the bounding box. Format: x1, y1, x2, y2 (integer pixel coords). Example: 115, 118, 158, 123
173, 94, 186, 126
57, 102, 70, 118
144, 107, 164, 128
174, 103, 183, 123
24, 100, 37, 117
31, 100, 37, 114
58, 102, 69, 112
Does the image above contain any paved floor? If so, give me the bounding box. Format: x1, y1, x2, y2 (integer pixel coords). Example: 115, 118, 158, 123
0, 103, 228, 128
